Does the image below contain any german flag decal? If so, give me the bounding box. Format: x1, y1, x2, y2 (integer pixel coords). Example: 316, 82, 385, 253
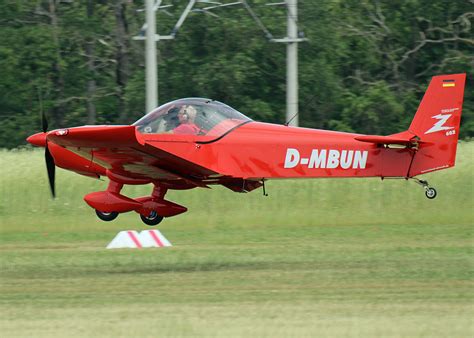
442, 79, 455, 88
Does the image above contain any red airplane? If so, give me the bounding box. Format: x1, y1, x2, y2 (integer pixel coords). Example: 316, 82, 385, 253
27, 74, 466, 225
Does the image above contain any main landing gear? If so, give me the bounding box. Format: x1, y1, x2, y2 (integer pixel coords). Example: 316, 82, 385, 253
412, 178, 437, 199
95, 210, 119, 221
139, 211, 164, 226
95, 209, 164, 226
85, 180, 188, 226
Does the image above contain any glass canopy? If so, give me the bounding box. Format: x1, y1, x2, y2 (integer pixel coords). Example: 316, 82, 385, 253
133, 98, 251, 138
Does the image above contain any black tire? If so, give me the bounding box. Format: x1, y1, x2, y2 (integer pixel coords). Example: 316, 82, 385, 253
95, 210, 119, 221
425, 187, 437, 199
140, 211, 164, 226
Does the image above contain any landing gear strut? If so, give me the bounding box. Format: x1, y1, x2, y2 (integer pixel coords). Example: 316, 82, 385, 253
412, 178, 437, 199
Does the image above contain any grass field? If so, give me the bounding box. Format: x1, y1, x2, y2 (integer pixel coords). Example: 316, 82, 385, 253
0, 143, 473, 337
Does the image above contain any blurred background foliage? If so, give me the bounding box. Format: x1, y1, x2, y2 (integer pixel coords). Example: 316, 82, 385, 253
0, 0, 472, 148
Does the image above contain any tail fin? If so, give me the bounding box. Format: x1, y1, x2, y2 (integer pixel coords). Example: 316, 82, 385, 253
408, 73, 466, 176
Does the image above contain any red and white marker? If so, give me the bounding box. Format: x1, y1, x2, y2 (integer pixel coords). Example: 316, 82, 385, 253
106, 230, 172, 249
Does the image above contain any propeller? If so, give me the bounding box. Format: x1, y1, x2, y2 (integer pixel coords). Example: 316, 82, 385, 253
41, 109, 56, 198
41, 107, 48, 133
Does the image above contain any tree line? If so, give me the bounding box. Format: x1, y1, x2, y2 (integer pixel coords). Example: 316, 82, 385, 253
0, 0, 472, 148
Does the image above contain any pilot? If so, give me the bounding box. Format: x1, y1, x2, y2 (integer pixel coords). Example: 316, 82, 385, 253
173, 105, 200, 135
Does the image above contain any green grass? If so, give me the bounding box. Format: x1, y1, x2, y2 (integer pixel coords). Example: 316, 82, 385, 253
0, 143, 473, 337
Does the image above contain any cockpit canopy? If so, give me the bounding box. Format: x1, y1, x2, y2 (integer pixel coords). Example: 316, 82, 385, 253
133, 98, 251, 138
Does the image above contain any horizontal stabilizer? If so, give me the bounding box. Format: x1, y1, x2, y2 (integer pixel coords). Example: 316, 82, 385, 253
355, 131, 418, 145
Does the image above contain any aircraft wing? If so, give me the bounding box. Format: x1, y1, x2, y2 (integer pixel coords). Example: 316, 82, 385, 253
47, 126, 216, 188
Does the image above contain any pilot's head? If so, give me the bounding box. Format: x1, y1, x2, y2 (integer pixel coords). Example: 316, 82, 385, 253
178, 105, 197, 124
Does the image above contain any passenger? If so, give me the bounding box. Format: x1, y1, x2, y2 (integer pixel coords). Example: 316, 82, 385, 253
173, 105, 200, 135
164, 106, 180, 131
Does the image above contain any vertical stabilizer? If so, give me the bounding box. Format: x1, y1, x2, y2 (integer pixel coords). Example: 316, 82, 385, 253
408, 74, 466, 176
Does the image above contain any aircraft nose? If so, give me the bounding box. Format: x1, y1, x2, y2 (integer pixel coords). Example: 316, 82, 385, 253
26, 132, 47, 147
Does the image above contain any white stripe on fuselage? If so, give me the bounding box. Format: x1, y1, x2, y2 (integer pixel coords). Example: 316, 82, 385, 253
284, 148, 368, 169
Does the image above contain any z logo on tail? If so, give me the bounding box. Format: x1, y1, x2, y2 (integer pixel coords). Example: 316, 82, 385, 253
425, 114, 454, 134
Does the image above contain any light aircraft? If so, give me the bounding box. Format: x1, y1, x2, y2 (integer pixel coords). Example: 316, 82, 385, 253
27, 74, 466, 225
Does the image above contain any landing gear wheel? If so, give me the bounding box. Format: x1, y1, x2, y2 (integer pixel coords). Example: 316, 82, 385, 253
412, 178, 437, 200
425, 187, 437, 199
140, 211, 164, 226
95, 210, 119, 221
